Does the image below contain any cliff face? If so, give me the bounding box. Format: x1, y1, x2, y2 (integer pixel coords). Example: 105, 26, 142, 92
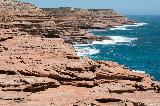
0, 28, 160, 106
0, 0, 43, 22
0, 0, 160, 106
43, 8, 134, 28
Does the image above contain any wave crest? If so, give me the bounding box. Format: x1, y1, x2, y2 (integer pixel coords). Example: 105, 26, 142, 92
110, 22, 148, 31
74, 47, 99, 56
92, 36, 138, 45
132, 70, 146, 74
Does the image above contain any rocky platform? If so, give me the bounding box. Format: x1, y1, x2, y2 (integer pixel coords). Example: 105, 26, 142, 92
0, 0, 160, 106
0, 0, 135, 45
0, 28, 159, 106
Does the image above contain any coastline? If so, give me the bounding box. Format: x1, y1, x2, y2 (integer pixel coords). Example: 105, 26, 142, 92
74, 22, 151, 76
0, 0, 160, 105
73, 22, 144, 54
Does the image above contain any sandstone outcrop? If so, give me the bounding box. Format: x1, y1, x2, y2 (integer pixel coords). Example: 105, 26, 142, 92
0, 0, 159, 106
0, 1, 135, 45
0, 28, 159, 106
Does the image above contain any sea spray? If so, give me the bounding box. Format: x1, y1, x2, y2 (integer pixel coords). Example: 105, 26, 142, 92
74, 47, 100, 56
110, 22, 148, 31
92, 36, 138, 45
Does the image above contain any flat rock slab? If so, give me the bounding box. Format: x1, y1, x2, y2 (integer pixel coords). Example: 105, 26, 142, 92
0, 1, 159, 105
0, 75, 60, 92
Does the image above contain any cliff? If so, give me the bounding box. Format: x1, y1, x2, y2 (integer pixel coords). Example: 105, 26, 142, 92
0, 0, 44, 22
42, 7, 134, 28
0, 0, 160, 106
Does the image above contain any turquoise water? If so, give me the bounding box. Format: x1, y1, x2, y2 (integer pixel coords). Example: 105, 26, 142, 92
74, 15, 160, 81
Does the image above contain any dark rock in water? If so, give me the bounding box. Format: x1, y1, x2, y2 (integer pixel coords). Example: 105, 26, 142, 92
68, 36, 112, 45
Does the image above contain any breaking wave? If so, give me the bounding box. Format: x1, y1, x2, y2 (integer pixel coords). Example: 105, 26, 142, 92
74, 22, 144, 56
74, 36, 137, 56
74, 44, 91, 47
110, 23, 148, 31
74, 47, 99, 56
92, 36, 138, 45
132, 70, 146, 74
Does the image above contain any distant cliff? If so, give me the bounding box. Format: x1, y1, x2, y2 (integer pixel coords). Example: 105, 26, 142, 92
0, 0, 43, 22
42, 7, 134, 29
0, 1, 135, 43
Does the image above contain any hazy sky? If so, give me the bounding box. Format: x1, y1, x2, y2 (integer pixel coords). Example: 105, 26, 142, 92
19, 0, 160, 15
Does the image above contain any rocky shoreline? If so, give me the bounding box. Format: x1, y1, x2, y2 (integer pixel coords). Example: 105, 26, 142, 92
0, 0, 160, 106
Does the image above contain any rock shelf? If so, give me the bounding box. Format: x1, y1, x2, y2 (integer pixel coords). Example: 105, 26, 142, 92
0, 0, 159, 106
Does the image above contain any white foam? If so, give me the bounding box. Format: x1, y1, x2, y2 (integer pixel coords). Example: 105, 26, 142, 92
92, 39, 116, 45
132, 70, 146, 74
74, 36, 138, 56
92, 36, 138, 45
129, 22, 148, 27
110, 27, 132, 31
109, 36, 138, 43
110, 22, 148, 31
88, 29, 106, 32
74, 44, 91, 47
75, 47, 100, 56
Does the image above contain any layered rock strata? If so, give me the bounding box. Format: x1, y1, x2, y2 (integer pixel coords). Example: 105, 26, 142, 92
0, 1, 134, 44
0, 0, 159, 106
0, 28, 160, 106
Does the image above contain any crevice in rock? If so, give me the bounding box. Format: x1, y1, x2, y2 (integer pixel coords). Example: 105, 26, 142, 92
95, 98, 122, 103
0, 36, 13, 42
0, 97, 25, 102
17, 70, 42, 77
0, 70, 17, 75
132, 102, 146, 106
23, 82, 60, 93
109, 89, 135, 94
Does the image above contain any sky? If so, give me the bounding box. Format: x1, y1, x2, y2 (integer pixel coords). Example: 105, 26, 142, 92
19, 0, 160, 15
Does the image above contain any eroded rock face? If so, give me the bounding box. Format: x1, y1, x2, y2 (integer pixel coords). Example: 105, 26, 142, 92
0, 75, 60, 92
0, 0, 43, 22
0, 28, 159, 106
0, 0, 135, 44
0, 0, 160, 106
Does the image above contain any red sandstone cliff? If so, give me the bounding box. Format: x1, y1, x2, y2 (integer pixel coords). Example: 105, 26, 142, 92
0, 0, 160, 106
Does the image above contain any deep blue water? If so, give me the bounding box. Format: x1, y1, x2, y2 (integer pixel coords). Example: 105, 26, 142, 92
75, 15, 160, 81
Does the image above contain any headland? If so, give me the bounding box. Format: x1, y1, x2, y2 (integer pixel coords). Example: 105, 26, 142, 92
0, 0, 159, 106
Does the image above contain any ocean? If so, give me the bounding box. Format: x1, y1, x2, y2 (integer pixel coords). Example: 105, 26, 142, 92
74, 15, 160, 81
